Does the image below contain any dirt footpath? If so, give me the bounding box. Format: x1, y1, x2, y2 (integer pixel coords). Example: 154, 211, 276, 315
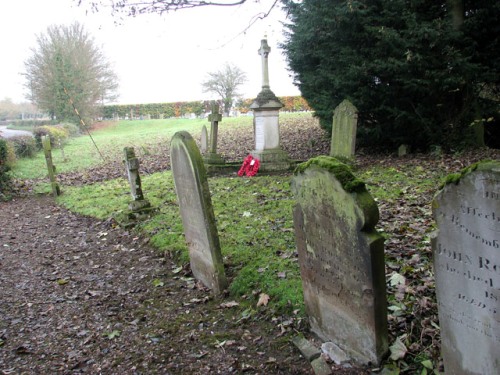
0, 196, 323, 374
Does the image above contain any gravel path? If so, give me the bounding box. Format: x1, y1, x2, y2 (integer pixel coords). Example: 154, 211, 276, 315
0, 196, 321, 374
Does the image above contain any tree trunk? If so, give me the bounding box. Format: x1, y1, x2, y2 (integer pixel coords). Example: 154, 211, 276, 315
448, 0, 464, 30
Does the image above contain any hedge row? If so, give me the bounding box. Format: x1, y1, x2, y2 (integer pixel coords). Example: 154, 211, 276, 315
102, 96, 311, 119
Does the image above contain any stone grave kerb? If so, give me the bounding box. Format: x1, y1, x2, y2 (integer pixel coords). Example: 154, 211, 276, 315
291, 156, 388, 365
203, 101, 225, 165
171, 131, 227, 294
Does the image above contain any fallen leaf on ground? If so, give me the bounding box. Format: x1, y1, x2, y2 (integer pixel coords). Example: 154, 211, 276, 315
257, 293, 270, 307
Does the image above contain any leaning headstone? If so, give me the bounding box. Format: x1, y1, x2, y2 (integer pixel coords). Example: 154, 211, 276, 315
123, 147, 153, 214
291, 156, 388, 365
42, 135, 61, 197
431, 161, 500, 375
200, 125, 209, 154
330, 100, 358, 159
170, 131, 227, 294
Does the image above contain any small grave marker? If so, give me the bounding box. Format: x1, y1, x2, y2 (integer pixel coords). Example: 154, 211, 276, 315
292, 156, 388, 365
42, 135, 61, 197
431, 161, 500, 374
170, 131, 227, 294
330, 100, 358, 159
123, 147, 152, 213
203, 102, 224, 165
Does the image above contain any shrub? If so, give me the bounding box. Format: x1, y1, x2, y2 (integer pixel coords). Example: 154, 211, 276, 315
0, 139, 16, 201
9, 135, 37, 158
61, 122, 81, 137
33, 125, 69, 149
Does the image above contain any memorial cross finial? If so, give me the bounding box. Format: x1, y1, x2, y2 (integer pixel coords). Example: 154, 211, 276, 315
258, 36, 271, 90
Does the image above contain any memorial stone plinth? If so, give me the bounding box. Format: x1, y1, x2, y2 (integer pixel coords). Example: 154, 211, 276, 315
250, 37, 290, 172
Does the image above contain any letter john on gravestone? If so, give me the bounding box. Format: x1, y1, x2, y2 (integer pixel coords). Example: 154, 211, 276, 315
170, 131, 227, 295
431, 161, 500, 375
291, 156, 388, 365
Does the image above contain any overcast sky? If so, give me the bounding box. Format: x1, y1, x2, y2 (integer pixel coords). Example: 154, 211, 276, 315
0, 0, 300, 105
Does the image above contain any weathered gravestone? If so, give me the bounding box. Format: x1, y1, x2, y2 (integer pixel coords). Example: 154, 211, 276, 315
431, 161, 500, 374
200, 125, 209, 154
291, 156, 388, 365
170, 131, 227, 294
203, 102, 225, 165
330, 100, 358, 159
123, 147, 153, 214
42, 135, 61, 197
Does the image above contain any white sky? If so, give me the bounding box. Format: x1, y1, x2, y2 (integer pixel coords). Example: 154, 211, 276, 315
0, 0, 300, 105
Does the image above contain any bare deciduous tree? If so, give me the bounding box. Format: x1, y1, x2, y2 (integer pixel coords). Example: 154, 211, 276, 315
202, 63, 247, 116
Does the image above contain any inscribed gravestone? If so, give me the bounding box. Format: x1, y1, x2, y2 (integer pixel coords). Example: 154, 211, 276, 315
291, 156, 388, 365
170, 131, 227, 294
200, 125, 208, 154
330, 100, 358, 159
431, 161, 500, 374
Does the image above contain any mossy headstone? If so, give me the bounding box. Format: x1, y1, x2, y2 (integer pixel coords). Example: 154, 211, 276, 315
330, 100, 358, 159
291, 156, 388, 365
170, 131, 227, 295
431, 161, 500, 374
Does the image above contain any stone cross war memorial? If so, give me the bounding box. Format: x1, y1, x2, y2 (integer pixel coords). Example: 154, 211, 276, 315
170, 131, 227, 295
431, 161, 500, 375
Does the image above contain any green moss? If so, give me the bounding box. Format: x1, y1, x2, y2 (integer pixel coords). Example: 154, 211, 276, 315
254, 88, 282, 106
294, 156, 365, 193
440, 160, 498, 189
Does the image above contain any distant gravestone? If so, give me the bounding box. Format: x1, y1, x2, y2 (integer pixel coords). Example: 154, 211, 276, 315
431, 161, 500, 374
204, 102, 225, 165
170, 131, 227, 294
200, 125, 209, 154
42, 135, 61, 197
330, 100, 358, 159
291, 156, 388, 365
398, 144, 409, 157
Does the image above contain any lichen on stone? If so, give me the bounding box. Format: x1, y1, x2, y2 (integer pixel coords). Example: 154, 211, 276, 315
294, 156, 365, 193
